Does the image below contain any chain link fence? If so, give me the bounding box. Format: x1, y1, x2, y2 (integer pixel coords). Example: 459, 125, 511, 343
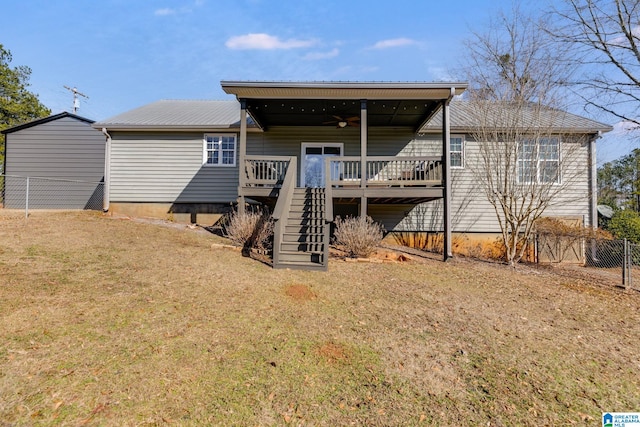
543, 236, 640, 291
584, 238, 640, 291
1, 174, 104, 216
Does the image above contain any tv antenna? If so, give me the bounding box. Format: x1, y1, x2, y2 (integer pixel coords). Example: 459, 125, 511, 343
63, 85, 88, 113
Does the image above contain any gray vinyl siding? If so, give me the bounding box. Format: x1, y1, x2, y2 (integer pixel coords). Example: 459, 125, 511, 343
4, 116, 105, 209
385, 134, 593, 233
246, 126, 420, 185
109, 131, 238, 203
106, 125, 591, 230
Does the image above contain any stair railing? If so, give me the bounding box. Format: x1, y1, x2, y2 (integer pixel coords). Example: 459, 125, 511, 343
323, 158, 335, 269
272, 156, 297, 268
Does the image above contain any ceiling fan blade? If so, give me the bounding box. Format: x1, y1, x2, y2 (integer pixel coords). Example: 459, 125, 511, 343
345, 116, 360, 121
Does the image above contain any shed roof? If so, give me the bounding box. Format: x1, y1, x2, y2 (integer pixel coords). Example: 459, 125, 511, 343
421, 100, 613, 134
1, 112, 94, 135
93, 100, 253, 131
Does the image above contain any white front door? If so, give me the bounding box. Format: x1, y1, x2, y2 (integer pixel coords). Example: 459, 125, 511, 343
301, 143, 343, 188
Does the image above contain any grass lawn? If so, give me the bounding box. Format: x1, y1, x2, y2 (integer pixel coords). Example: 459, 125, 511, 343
1, 210, 639, 426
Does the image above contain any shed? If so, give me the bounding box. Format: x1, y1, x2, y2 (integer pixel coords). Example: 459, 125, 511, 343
2, 112, 105, 209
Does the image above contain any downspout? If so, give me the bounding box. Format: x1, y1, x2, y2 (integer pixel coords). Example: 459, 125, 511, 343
442, 87, 455, 261
101, 128, 111, 212
588, 131, 601, 265
590, 131, 601, 229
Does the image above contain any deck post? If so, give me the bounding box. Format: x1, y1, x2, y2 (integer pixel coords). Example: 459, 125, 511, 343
360, 99, 368, 217
442, 93, 453, 260
237, 99, 247, 214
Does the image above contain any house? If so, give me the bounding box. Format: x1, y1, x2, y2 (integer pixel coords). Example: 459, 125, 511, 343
93, 81, 612, 270
1, 112, 105, 209
397, 100, 613, 259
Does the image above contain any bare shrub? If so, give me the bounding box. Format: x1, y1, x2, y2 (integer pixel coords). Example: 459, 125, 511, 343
392, 231, 443, 253
333, 215, 385, 258
224, 209, 274, 251
536, 217, 612, 263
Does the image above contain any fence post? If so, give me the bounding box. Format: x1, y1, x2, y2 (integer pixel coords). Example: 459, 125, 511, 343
622, 238, 632, 290
627, 240, 633, 290
25, 176, 29, 219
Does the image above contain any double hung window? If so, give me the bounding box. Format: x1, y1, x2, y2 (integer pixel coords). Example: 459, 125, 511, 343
204, 134, 236, 166
450, 136, 464, 168
517, 137, 560, 184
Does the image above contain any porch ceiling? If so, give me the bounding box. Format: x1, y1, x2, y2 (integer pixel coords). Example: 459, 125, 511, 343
221, 81, 467, 129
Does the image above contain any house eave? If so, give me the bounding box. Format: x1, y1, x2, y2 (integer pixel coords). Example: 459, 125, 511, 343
90, 124, 263, 133
221, 80, 468, 100
418, 126, 614, 135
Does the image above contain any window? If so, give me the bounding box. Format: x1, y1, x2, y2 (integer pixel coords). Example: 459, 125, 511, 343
517, 137, 560, 184
204, 134, 236, 166
450, 136, 464, 168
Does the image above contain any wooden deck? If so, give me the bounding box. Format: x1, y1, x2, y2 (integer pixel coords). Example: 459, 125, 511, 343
240, 155, 444, 204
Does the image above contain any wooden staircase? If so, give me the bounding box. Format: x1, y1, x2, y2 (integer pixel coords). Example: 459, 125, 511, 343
273, 188, 329, 271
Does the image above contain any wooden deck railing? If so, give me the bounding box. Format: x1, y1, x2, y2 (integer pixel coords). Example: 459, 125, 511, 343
244, 155, 292, 187
242, 155, 444, 189
271, 157, 297, 268
326, 156, 443, 188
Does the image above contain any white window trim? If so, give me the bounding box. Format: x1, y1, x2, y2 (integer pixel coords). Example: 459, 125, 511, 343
517, 136, 561, 184
203, 133, 237, 167
300, 142, 344, 187
450, 135, 465, 169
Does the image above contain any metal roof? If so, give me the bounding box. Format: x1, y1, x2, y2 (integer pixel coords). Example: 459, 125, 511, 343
93, 100, 252, 131
92, 96, 612, 135
421, 100, 613, 134
1, 112, 94, 135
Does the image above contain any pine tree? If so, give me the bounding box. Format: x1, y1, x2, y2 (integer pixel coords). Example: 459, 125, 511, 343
0, 44, 51, 173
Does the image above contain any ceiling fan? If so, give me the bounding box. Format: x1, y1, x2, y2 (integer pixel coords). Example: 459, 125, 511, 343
322, 115, 360, 128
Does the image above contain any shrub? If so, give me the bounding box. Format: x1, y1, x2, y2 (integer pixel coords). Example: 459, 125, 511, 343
608, 209, 640, 244
224, 210, 274, 251
333, 215, 385, 258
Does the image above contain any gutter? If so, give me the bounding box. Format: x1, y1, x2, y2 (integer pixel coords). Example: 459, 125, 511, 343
101, 128, 111, 212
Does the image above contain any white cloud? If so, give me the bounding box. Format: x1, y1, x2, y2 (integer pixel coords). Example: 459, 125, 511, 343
303, 48, 339, 60
609, 26, 640, 45
370, 38, 417, 49
427, 66, 454, 81
225, 33, 316, 50
154, 8, 176, 16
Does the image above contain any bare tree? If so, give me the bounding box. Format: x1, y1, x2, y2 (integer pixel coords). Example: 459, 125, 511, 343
461, 6, 588, 266
550, 0, 640, 126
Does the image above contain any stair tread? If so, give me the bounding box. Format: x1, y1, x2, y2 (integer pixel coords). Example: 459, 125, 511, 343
279, 249, 324, 255
276, 260, 324, 266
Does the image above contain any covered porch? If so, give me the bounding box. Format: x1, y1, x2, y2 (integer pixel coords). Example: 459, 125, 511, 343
222, 81, 467, 267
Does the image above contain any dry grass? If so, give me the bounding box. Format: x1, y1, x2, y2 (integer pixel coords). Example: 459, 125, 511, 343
1, 210, 639, 425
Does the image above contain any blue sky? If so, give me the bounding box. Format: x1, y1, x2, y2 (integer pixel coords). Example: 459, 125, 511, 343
2, 0, 635, 162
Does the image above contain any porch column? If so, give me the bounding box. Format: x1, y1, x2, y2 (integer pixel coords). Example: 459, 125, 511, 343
360, 99, 368, 217
442, 97, 452, 260
237, 98, 247, 214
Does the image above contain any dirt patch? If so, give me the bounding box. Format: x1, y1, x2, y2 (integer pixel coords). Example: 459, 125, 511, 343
284, 283, 317, 302
316, 342, 350, 364
371, 249, 412, 262
331, 246, 418, 263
